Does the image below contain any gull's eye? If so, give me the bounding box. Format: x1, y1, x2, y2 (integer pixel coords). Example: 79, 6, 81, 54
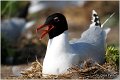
54, 17, 60, 22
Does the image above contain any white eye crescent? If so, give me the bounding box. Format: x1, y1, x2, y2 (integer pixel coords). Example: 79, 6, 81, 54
54, 17, 60, 22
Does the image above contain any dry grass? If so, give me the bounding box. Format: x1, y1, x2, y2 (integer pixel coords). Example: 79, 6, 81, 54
11, 58, 119, 79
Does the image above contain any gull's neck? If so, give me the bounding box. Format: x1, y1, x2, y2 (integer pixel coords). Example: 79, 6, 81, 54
46, 30, 71, 56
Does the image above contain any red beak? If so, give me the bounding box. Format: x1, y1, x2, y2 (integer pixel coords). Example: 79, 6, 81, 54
36, 24, 54, 40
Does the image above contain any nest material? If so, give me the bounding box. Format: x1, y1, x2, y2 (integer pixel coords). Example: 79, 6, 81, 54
18, 58, 119, 79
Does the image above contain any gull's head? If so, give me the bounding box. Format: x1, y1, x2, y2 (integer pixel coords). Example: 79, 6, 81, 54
36, 13, 68, 39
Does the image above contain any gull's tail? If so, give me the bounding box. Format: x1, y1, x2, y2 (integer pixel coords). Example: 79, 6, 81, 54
91, 10, 101, 27
91, 10, 115, 38
91, 10, 115, 28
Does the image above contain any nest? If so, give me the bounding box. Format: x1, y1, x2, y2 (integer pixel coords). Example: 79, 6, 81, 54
16, 58, 119, 79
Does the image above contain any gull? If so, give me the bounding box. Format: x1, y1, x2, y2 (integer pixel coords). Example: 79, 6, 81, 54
36, 10, 114, 75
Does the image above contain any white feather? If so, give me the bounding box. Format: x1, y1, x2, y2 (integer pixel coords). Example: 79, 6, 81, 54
101, 13, 115, 28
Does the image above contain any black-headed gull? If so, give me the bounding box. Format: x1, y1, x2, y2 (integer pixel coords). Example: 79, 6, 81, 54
36, 10, 114, 75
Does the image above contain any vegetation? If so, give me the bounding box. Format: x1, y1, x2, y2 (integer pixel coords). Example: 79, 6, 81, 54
106, 45, 119, 66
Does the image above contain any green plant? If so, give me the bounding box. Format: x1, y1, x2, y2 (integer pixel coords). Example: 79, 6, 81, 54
105, 45, 119, 66
1, 1, 28, 18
